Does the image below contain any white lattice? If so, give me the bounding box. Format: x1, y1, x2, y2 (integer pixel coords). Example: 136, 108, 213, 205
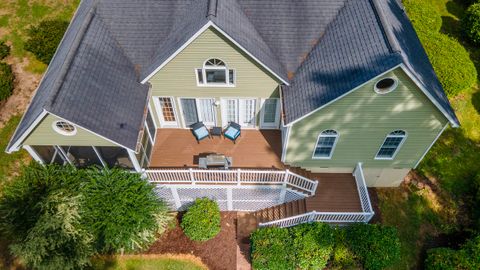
232, 187, 282, 201
177, 187, 226, 201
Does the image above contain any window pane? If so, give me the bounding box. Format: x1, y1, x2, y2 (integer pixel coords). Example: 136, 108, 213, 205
196, 69, 203, 84
205, 69, 226, 83
159, 97, 176, 122
31, 145, 56, 163
376, 134, 405, 158
263, 99, 277, 123
313, 134, 337, 158
229, 69, 235, 84
61, 146, 103, 168
96, 147, 134, 169
226, 99, 238, 123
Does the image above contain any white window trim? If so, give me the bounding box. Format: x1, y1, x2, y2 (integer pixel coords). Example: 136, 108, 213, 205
52, 120, 77, 136
374, 130, 407, 160
312, 130, 339, 160
153, 96, 179, 128
374, 77, 398, 94
195, 58, 236, 87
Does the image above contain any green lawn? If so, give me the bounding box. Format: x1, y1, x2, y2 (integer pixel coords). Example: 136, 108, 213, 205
92, 255, 207, 270
378, 0, 480, 269
0, 115, 28, 183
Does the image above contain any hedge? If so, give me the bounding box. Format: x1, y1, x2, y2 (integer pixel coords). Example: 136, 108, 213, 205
25, 19, 69, 64
251, 227, 295, 270
425, 235, 480, 270
463, 3, 480, 44
291, 222, 334, 269
181, 198, 221, 241
404, 0, 442, 34
0, 62, 14, 101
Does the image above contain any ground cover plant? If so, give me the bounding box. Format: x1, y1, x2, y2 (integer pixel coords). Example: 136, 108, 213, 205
0, 63, 14, 101
0, 42, 10, 60
181, 198, 221, 241
91, 254, 208, 270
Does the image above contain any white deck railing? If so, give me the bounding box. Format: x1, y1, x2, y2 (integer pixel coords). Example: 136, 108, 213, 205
145, 168, 318, 196
259, 163, 374, 228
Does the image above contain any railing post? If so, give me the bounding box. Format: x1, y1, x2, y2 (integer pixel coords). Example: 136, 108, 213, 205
283, 169, 290, 185
227, 188, 233, 211
189, 168, 195, 185
170, 186, 181, 210
237, 168, 241, 186
308, 211, 316, 223
311, 180, 319, 196
141, 169, 148, 180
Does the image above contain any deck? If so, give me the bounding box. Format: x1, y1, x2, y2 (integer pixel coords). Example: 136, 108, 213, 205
149, 129, 283, 168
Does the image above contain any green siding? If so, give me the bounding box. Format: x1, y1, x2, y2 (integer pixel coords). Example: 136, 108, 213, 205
24, 114, 116, 146
147, 27, 280, 127
285, 68, 448, 170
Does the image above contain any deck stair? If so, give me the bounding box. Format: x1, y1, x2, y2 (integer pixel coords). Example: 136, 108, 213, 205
252, 198, 307, 224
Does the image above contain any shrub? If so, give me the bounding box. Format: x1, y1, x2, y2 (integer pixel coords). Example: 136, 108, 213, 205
0, 41, 10, 60
251, 227, 295, 270
0, 62, 14, 101
25, 19, 69, 64
82, 168, 171, 253
404, 0, 442, 34
332, 227, 358, 269
181, 198, 221, 241
463, 3, 480, 45
425, 247, 465, 270
346, 224, 401, 270
420, 31, 477, 97
290, 222, 334, 269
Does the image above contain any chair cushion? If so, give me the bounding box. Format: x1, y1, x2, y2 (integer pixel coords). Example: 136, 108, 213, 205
194, 126, 209, 139
224, 126, 240, 139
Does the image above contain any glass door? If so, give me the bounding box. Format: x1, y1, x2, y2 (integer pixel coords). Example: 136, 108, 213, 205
239, 98, 256, 128
154, 97, 178, 127
221, 99, 239, 127
196, 98, 216, 127
260, 98, 280, 129
180, 98, 199, 127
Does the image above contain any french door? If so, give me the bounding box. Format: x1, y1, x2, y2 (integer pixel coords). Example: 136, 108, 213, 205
260, 98, 280, 129
154, 97, 178, 127
222, 98, 256, 128
179, 98, 216, 127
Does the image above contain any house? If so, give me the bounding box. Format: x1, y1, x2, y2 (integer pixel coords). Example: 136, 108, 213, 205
6, 0, 458, 226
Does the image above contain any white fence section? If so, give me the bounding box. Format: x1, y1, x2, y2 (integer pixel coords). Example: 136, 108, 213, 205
259, 163, 375, 227
145, 168, 318, 196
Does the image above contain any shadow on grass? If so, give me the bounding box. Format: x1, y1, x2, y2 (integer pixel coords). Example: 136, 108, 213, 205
472, 89, 480, 114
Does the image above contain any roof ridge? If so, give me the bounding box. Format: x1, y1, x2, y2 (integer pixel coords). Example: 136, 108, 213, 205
207, 0, 218, 18
369, 0, 402, 54
45, 3, 97, 110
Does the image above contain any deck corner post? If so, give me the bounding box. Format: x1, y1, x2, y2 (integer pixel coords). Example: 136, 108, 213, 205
141, 169, 148, 180
283, 169, 290, 184
227, 188, 233, 211
170, 186, 181, 210
189, 168, 195, 185
309, 211, 316, 222
237, 168, 241, 186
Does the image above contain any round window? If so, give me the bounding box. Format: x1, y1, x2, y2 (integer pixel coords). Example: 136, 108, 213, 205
374, 78, 398, 94
52, 120, 77, 136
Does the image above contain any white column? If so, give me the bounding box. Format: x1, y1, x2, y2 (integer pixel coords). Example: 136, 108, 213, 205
227, 188, 233, 211
127, 149, 142, 172
170, 186, 182, 210
23, 145, 44, 164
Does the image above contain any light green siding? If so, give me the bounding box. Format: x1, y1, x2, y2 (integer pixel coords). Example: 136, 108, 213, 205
24, 114, 116, 146
147, 27, 280, 127
285, 68, 448, 171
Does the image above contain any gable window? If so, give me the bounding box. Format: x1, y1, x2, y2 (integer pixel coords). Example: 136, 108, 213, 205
375, 130, 407, 160
52, 120, 77, 136
196, 58, 235, 86
312, 130, 339, 159
374, 77, 398, 94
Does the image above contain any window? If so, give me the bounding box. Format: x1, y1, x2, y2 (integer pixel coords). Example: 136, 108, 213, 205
374, 77, 398, 94
52, 120, 76, 136
158, 97, 176, 122
196, 58, 235, 86
312, 130, 339, 159
375, 130, 407, 159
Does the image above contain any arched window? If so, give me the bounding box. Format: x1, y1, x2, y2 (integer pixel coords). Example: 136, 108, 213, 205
52, 120, 77, 136
196, 58, 235, 86
312, 129, 339, 159
375, 130, 407, 159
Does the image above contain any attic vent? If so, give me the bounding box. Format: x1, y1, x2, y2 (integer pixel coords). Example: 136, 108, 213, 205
207, 0, 218, 17
374, 78, 398, 94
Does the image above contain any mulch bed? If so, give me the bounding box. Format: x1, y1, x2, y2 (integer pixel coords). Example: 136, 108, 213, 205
147, 212, 238, 270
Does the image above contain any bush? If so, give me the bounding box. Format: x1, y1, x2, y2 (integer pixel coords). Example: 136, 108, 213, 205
0, 41, 10, 60
404, 0, 442, 34
290, 222, 334, 269
346, 224, 401, 270
0, 62, 14, 101
463, 3, 480, 44
332, 227, 358, 269
251, 227, 295, 270
82, 168, 171, 253
181, 198, 221, 241
420, 31, 477, 97
426, 235, 480, 270
25, 19, 69, 64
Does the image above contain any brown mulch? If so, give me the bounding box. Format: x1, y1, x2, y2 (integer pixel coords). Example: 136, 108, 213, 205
147, 212, 238, 270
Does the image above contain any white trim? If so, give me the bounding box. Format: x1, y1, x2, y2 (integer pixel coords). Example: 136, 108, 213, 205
414, 122, 448, 168
312, 129, 339, 160
52, 120, 77, 136
281, 124, 291, 162
92, 146, 107, 168
374, 130, 407, 160
374, 77, 398, 94
47, 112, 136, 151
147, 104, 158, 141
399, 64, 459, 128
6, 110, 49, 153
56, 145, 73, 165
127, 149, 142, 172
195, 58, 236, 87
23, 145, 44, 164
141, 21, 289, 85
285, 65, 401, 127
152, 96, 179, 128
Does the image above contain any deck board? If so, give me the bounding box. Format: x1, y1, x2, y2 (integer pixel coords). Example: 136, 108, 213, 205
306, 173, 362, 212
149, 129, 284, 168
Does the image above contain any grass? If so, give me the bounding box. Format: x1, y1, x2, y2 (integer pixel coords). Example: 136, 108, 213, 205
378, 0, 480, 269
0, 115, 29, 184
91, 255, 208, 270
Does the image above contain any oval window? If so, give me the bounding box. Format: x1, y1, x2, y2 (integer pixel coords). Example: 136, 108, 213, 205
52, 120, 77, 136
374, 78, 398, 94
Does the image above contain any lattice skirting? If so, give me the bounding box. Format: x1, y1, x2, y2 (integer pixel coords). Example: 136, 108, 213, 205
154, 185, 306, 211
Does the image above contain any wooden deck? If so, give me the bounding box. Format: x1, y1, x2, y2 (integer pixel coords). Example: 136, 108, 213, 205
306, 173, 362, 212
149, 129, 284, 168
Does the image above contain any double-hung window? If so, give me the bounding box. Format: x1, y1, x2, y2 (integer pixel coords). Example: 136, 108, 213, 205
375, 130, 407, 160
312, 130, 339, 159
196, 58, 235, 86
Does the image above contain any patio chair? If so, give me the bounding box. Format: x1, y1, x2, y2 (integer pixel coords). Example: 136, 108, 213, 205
223, 122, 241, 144
190, 122, 210, 143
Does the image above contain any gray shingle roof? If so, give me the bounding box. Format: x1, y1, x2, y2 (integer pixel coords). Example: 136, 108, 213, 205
7, 0, 459, 152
